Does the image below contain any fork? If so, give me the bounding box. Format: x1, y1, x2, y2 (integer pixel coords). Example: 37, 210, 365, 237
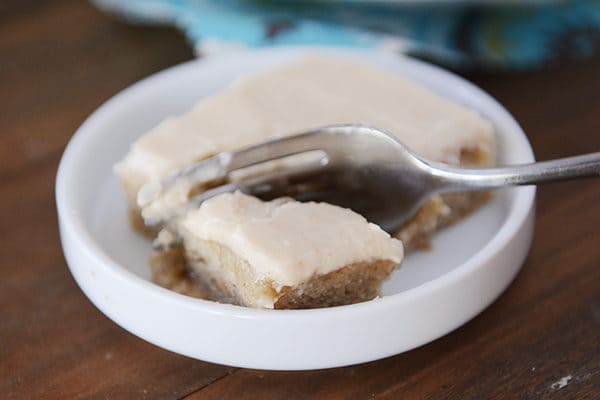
138, 125, 600, 232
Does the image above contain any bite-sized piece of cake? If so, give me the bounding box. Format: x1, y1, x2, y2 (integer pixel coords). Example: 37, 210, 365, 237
114, 55, 495, 248
172, 191, 403, 309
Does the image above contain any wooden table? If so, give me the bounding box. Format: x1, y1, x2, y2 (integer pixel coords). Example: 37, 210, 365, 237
2, 2, 599, 398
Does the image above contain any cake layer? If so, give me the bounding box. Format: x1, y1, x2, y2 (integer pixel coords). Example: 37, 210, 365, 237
180, 238, 399, 309
177, 191, 404, 291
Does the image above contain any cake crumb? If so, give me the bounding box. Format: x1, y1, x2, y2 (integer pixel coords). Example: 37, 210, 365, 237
550, 375, 572, 390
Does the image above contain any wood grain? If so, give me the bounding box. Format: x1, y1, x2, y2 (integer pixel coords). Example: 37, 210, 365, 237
1, 1, 599, 399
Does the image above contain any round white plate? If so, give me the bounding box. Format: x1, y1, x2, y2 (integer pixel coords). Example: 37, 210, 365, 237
56, 47, 535, 370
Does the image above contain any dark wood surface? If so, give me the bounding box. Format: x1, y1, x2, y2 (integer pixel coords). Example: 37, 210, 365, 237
1, 1, 599, 399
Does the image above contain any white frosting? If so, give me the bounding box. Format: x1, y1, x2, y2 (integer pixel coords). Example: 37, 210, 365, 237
115, 56, 494, 202
180, 192, 404, 286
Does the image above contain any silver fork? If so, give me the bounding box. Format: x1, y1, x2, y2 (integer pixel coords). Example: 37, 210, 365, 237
138, 125, 600, 232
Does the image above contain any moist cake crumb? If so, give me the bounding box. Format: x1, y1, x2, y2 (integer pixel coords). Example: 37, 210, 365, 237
171, 192, 403, 309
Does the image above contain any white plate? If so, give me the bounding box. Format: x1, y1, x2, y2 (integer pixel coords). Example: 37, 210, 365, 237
56, 47, 535, 370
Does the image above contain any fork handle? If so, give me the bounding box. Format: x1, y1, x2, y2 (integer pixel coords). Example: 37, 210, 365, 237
431, 151, 600, 192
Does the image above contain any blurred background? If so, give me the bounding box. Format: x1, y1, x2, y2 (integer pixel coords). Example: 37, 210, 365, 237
91, 0, 600, 71
2, 1, 600, 398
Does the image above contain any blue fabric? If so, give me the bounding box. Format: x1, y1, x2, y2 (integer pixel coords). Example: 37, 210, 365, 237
94, 0, 600, 70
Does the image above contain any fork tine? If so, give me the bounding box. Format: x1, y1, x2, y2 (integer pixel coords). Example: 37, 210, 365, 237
161, 152, 232, 194
158, 161, 329, 224
174, 182, 242, 218
154, 129, 331, 200
228, 125, 400, 170
154, 125, 369, 199
227, 129, 330, 170
139, 125, 380, 225
139, 130, 332, 224
137, 153, 230, 213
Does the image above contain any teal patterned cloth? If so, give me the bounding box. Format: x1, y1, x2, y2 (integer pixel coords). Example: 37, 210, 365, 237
94, 0, 600, 70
